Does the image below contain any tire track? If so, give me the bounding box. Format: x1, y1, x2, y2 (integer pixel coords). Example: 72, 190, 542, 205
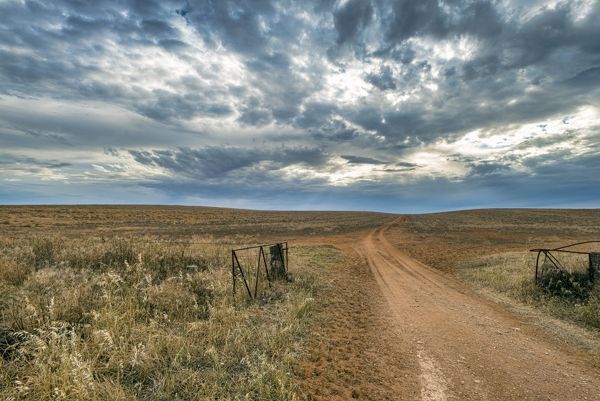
357, 219, 600, 401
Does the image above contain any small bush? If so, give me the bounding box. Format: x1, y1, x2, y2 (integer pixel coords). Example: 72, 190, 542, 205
538, 269, 593, 301
0, 258, 31, 286
577, 286, 600, 328
31, 237, 58, 269
100, 238, 137, 267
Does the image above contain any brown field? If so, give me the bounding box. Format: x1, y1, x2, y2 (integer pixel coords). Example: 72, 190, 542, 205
0, 205, 391, 240
1, 206, 599, 400
386, 208, 600, 272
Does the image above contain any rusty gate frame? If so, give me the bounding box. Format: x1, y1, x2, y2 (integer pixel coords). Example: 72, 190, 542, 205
530, 240, 600, 284
231, 241, 288, 300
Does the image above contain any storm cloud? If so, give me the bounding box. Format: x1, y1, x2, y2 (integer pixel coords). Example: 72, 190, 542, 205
0, 0, 599, 211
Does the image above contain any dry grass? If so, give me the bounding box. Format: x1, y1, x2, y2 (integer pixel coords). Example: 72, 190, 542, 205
0, 233, 343, 400
0, 205, 378, 401
458, 252, 600, 331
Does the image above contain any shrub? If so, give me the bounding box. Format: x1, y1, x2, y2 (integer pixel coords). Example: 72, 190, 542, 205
0, 257, 31, 286
538, 269, 593, 301
31, 237, 58, 269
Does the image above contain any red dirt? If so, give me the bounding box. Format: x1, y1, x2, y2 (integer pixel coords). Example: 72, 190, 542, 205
301, 219, 600, 400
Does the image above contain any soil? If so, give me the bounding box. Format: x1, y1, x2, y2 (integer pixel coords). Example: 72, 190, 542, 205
300, 219, 600, 400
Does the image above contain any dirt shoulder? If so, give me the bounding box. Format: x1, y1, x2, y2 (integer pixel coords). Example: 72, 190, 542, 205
296, 232, 420, 401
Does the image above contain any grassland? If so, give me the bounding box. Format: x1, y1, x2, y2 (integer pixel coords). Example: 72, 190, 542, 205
387, 209, 600, 333
3, 205, 599, 399
0, 205, 391, 240
0, 206, 375, 401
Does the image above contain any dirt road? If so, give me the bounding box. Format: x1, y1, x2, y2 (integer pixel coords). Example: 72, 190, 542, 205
356, 222, 600, 400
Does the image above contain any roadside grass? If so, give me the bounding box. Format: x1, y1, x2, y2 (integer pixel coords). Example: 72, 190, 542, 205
0, 237, 340, 400
457, 252, 600, 331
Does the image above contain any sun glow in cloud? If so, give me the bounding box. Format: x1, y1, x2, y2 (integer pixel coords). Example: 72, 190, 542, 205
443, 106, 600, 157
321, 62, 374, 104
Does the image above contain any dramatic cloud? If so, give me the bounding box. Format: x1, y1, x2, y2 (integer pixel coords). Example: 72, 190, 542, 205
0, 0, 599, 211
333, 0, 374, 45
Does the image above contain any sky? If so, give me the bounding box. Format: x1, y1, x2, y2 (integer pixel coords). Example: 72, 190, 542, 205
0, 0, 599, 213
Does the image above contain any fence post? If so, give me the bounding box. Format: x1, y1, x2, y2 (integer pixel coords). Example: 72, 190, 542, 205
269, 243, 286, 279
232, 250, 235, 297
589, 253, 600, 283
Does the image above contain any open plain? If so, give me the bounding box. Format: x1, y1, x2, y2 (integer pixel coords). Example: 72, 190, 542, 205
1, 206, 599, 400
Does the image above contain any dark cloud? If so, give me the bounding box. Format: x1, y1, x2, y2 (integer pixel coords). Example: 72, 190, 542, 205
467, 161, 512, 176
365, 65, 396, 90
385, 0, 451, 42
310, 118, 362, 142
182, 0, 277, 54
395, 161, 418, 168
0, 155, 71, 170
0, 0, 598, 210
242, 50, 320, 124
237, 97, 273, 126
294, 102, 339, 129
129, 146, 329, 179
565, 66, 600, 87
333, 0, 374, 45
381, 0, 502, 46
342, 155, 387, 165
0, 154, 72, 178
135, 90, 234, 122
141, 19, 176, 37
158, 38, 189, 50
459, 1, 504, 38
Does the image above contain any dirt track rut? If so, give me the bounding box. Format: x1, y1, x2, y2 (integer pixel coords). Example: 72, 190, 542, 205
356, 222, 600, 401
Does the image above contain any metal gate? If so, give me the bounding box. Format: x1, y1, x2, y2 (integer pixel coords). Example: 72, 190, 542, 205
530, 240, 600, 284
231, 242, 288, 300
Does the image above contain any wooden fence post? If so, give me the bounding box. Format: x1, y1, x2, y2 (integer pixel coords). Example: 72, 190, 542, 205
589, 252, 600, 283
269, 243, 286, 279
